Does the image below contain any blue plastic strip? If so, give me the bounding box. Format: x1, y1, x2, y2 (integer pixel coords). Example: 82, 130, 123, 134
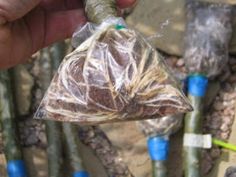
147, 136, 169, 161
7, 160, 27, 177
73, 171, 89, 177
188, 75, 208, 97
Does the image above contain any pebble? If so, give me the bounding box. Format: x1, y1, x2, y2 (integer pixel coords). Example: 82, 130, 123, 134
165, 57, 177, 67
213, 102, 224, 111
224, 116, 234, 126
224, 108, 235, 116
224, 166, 236, 177
215, 132, 222, 139
228, 75, 236, 83
210, 148, 221, 159
231, 65, 236, 72
228, 92, 236, 100
26, 133, 39, 145
229, 58, 236, 65
209, 118, 222, 130
201, 153, 213, 174
219, 67, 231, 82
221, 131, 230, 140
223, 83, 234, 92
220, 124, 229, 132
220, 92, 236, 101
38, 131, 47, 145
176, 59, 184, 67
18, 116, 45, 147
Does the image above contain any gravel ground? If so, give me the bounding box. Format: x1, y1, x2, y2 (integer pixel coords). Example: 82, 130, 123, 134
18, 119, 46, 148
202, 58, 236, 175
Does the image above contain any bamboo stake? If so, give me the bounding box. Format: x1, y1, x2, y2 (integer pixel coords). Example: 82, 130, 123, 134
39, 48, 64, 177
0, 70, 28, 177
152, 161, 167, 177
184, 89, 206, 177
63, 123, 88, 177
148, 136, 168, 177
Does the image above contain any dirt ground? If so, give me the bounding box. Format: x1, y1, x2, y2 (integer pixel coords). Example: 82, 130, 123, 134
0, 121, 183, 177
2, 116, 236, 177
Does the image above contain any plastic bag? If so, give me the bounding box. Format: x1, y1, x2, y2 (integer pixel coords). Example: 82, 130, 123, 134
72, 17, 127, 48
34, 21, 192, 125
137, 114, 183, 137
184, 1, 233, 78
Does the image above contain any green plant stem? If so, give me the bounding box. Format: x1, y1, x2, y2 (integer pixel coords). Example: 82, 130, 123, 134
62, 123, 85, 173
39, 47, 64, 177
152, 161, 167, 177
184, 95, 204, 177
45, 120, 63, 177
0, 70, 23, 161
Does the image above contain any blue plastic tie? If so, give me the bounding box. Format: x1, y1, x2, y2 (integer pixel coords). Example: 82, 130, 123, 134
188, 75, 208, 97
73, 171, 89, 177
7, 160, 27, 177
147, 136, 169, 161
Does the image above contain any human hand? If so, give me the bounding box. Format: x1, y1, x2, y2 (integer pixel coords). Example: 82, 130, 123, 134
0, 0, 136, 68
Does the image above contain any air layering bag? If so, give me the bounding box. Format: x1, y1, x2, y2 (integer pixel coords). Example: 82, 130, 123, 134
34, 25, 192, 125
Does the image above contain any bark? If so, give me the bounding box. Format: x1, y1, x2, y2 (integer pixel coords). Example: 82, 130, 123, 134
78, 126, 134, 177
85, 0, 117, 24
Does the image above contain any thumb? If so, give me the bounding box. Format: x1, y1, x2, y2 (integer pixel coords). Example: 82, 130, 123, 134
0, 0, 40, 24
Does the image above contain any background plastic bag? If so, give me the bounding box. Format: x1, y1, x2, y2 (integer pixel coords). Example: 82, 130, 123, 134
184, 1, 233, 78
34, 23, 192, 125
137, 114, 183, 137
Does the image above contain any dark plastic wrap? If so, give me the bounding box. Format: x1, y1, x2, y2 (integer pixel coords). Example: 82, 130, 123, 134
137, 114, 183, 137
184, 1, 233, 78
34, 23, 192, 125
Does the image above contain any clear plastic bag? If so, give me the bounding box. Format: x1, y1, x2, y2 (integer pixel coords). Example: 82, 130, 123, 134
137, 114, 183, 137
184, 1, 233, 78
72, 17, 127, 48
34, 20, 192, 125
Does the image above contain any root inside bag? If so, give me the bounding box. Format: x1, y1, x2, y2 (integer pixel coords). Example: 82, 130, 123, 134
34, 25, 192, 125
